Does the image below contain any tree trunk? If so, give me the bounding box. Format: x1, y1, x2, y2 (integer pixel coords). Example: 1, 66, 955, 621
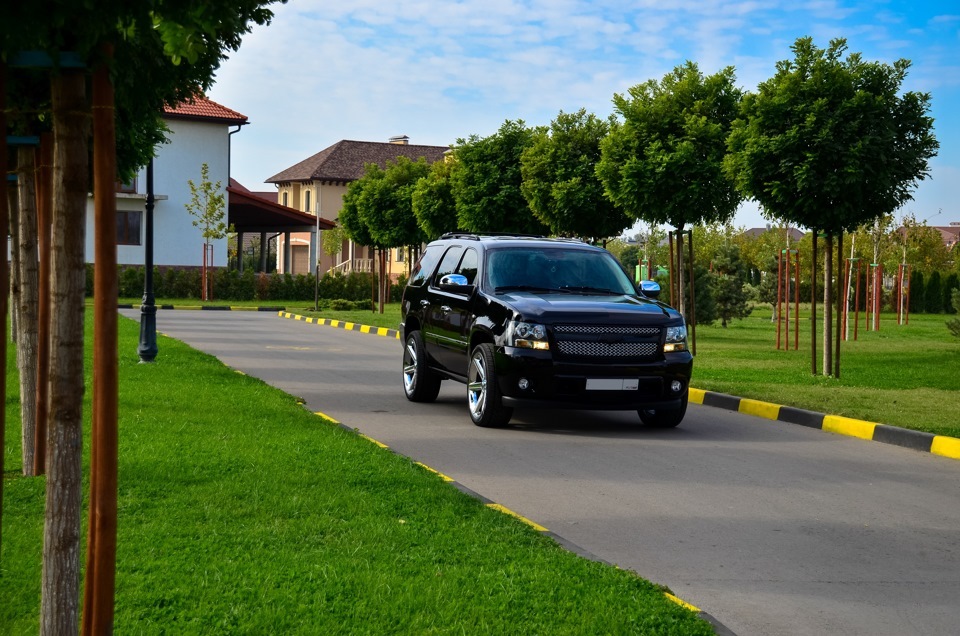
10, 185, 20, 344
822, 235, 834, 377
675, 229, 686, 318
40, 69, 89, 636
17, 147, 40, 476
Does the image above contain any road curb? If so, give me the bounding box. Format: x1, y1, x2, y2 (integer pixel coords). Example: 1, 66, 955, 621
689, 388, 960, 461
278, 310, 401, 339
116, 303, 286, 312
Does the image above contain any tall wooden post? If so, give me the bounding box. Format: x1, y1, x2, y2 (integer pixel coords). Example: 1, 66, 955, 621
811, 232, 818, 375
686, 229, 696, 355
0, 62, 8, 558
83, 45, 119, 636
34, 132, 53, 475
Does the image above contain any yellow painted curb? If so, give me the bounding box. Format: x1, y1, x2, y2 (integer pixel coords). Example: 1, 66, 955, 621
664, 592, 701, 613
822, 415, 876, 440
688, 388, 706, 404
414, 462, 454, 482
931, 435, 960, 460
313, 411, 340, 425
358, 433, 388, 449
486, 503, 549, 532
738, 398, 781, 421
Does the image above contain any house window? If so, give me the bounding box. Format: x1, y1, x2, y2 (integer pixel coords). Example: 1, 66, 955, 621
116, 177, 137, 193
117, 210, 142, 245
282, 191, 288, 207
396, 248, 405, 262
304, 190, 312, 213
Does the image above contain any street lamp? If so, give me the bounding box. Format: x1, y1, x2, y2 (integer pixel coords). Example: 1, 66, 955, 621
138, 158, 157, 362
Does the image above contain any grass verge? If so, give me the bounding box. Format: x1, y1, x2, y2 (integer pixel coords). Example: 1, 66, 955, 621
2, 312, 711, 635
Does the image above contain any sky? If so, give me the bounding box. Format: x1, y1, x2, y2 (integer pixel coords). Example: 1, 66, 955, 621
208, 0, 960, 234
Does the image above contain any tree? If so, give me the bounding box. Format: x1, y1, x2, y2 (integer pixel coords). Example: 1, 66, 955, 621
948, 289, 960, 337
925, 271, 943, 314
185, 163, 229, 300
412, 157, 457, 240
598, 62, 743, 318
712, 242, 753, 327
726, 37, 939, 376
340, 158, 431, 312
944, 273, 959, 315
520, 109, 630, 242
2, 3, 280, 633
451, 120, 548, 235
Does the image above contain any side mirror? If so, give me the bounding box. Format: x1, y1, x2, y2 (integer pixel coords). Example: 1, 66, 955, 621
438, 273, 473, 293
639, 280, 661, 299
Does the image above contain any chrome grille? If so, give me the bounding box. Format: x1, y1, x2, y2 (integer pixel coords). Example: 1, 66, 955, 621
552, 324, 662, 361
556, 341, 659, 357
554, 325, 661, 336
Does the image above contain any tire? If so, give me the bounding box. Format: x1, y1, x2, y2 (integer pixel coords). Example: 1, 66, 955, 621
402, 331, 441, 402
638, 393, 688, 428
467, 343, 513, 428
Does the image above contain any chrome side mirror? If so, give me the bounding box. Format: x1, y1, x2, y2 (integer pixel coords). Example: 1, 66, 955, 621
639, 280, 661, 299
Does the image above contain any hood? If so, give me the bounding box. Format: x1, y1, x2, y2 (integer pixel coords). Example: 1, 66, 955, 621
497, 291, 679, 324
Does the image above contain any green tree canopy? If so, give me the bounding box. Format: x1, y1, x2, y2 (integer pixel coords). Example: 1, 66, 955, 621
597, 61, 743, 230
520, 109, 631, 242
725, 37, 939, 235
412, 158, 458, 240
450, 120, 548, 235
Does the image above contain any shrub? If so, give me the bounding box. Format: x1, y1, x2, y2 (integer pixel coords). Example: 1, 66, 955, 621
925, 271, 943, 314
948, 289, 960, 338
943, 274, 959, 314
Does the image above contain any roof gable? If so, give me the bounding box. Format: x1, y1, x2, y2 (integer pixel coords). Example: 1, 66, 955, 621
163, 96, 248, 125
267, 139, 449, 184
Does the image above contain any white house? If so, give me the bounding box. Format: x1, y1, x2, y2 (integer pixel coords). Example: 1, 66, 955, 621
84, 96, 247, 268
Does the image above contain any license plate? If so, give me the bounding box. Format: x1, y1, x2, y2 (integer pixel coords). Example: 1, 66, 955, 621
586, 378, 639, 391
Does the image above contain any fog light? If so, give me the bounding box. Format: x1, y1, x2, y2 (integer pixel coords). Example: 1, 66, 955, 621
518, 378, 530, 390
670, 380, 683, 393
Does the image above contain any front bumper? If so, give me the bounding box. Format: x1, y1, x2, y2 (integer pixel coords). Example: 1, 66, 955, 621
495, 346, 693, 411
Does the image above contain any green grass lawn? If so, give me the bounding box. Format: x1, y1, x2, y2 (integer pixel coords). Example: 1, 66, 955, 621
1, 313, 711, 635
283, 302, 960, 438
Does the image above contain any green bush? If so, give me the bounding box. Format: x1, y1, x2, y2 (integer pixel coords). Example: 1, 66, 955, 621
945, 274, 959, 314
925, 271, 943, 314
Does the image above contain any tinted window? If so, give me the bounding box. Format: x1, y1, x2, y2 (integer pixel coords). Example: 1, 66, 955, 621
409, 244, 444, 287
456, 249, 479, 285
432, 246, 464, 286
484, 247, 635, 294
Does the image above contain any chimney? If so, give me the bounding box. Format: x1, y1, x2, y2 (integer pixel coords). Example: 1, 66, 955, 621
388, 135, 409, 145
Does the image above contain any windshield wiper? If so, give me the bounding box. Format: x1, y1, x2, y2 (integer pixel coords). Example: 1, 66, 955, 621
559, 286, 622, 295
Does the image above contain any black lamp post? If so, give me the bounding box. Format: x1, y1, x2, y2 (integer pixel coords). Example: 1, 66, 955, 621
138, 158, 158, 362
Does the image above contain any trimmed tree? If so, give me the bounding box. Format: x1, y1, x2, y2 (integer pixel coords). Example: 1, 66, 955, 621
726, 37, 938, 376
520, 109, 631, 243
185, 163, 228, 300
598, 61, 743, 319
451, 120, 548, 235
412, 157, 458, 240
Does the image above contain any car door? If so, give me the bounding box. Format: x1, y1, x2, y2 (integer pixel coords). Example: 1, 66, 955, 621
422, 245, 463, 371
425, 247, 478, 376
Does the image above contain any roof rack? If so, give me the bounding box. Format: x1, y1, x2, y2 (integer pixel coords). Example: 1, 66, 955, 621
438, 232, 547, 241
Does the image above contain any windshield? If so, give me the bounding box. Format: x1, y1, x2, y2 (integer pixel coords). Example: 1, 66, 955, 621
483, 247, 637, 295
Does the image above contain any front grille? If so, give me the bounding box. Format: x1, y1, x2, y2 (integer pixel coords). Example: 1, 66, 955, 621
556, 341, 658, 357
552, 324, 662, 362
554, 325, 661, 336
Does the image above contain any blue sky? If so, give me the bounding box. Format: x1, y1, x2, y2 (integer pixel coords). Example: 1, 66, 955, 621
209, 0, 959, 232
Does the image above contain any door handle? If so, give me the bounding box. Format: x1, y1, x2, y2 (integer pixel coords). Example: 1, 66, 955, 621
440, 305, 452, 313
420, 300, 430, 308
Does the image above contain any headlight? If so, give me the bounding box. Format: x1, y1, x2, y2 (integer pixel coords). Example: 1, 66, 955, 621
664, 325, 687, 353
508, 321, 549, 350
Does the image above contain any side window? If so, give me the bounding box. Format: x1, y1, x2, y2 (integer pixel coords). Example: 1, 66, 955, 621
456, 248, 478, 285
409, 245, 444, 287
432, 246, 464, 286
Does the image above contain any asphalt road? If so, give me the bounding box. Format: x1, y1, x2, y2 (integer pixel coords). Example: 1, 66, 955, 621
120, 309, 960, 636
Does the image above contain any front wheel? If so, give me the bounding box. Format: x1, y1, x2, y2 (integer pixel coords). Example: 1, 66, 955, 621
402, 331, 441, 402
638, 393, 688, 428
467, 343, 513, 428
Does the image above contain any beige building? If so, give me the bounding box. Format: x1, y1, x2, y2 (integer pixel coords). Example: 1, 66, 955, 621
265, 136, 449, 277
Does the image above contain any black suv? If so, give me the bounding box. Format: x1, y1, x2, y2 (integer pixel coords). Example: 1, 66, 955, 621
400, 233, 693, 428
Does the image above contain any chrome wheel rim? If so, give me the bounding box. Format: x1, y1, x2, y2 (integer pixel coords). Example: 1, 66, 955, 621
402, 339, 418, 395
467, 351, 486, 420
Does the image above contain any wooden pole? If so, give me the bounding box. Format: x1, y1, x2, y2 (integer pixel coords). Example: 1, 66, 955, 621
686, 229, 696, 356
83, 45, 119, 636
0, 62, 8, 559
834, 233, 843, 378
34, 132, 53, 475
811, 231, 818, 375
776, 250, 783, 349
793, 251, 800, 351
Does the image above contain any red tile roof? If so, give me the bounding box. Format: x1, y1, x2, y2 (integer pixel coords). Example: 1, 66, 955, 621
163, 96, 248, 125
